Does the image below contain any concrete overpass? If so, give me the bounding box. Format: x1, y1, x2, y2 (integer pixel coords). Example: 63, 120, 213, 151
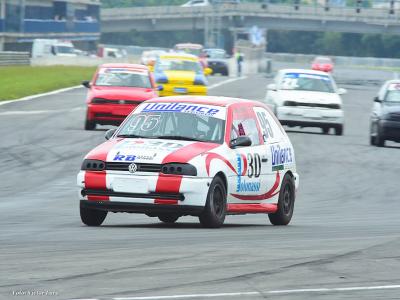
101, 3, 400, 39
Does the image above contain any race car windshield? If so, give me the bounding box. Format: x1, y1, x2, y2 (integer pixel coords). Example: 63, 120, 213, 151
175, 48, 202, 56
156, 59, 203, 74
207, 50, 225, 59
385, 90, 400, 103
280, 73, 335, 93
117, 111, 225, 144
55, 46, 74, 54
95, 69, 152, 88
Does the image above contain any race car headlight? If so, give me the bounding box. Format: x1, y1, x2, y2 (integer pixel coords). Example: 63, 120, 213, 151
161, 163, 197, 176
81, 159, 106, 171
283, 101, 296, 106
155, 75, 168, 84
91, 97, 108, 104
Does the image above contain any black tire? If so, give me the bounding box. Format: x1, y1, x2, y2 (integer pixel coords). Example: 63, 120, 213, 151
199, 176, 227, 228
85, 118, 96, 130
322, 127, 330, 134
334, 125, 343, 136
268, 173, 295, 226
370, 135, 376, 145
80, 205, 107, 226
375, 131, 385, 147
158, 214, 180, 224
222, 70, 229, 76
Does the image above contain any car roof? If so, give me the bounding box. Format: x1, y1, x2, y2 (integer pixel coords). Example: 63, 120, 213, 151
175, 43, 203, 49
280, 68, 331, 76
100, 63, 148, 70
385, 79, 400, 85
146, 96, 257, 107
159, 53, 199, 61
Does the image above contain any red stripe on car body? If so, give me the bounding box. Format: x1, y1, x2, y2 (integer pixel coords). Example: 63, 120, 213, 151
227, 203, 278, 214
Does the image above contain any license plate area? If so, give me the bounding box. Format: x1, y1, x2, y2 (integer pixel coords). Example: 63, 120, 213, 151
112, 177, 148, 194
174, 87, 188, 94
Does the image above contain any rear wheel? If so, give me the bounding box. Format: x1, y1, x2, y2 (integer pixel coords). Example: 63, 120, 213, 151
199, 176, 227, 228
375, 131, 385, 147
80, 204, 107, 226
158, 214, 180, 224
85, 118, 96, 130
268, 173, 295, 226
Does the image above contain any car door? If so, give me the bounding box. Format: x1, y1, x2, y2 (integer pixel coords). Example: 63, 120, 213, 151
254, 106, 290, 199
227, 105, 268, 202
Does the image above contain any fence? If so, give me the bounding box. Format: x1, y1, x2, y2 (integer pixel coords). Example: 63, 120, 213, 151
0, 52, 30, 66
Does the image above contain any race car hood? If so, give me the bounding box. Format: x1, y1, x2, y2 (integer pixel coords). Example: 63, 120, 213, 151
85, 138, 219, 164
90, 86, 156, 101
277, 90, 342, 104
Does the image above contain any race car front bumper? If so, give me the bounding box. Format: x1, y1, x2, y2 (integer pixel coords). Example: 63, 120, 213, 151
80, 200, 204, 216
78, 171, 210, 215
277, 106, 344, 127
380, 120, 400, 142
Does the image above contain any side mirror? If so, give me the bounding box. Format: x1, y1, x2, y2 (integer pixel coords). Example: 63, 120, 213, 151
337, 88, 347, 95
267, 83, 277, 91
82, 80, 91, 88
105, 128, 117, 140
157, 85, 163, 91
204, 67, 213, 76
230, 136, 252, 148
374, 96, 382, 103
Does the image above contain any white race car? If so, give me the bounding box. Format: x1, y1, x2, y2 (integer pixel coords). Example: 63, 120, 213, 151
77, 96, 299, 228
266, 69, 346, 135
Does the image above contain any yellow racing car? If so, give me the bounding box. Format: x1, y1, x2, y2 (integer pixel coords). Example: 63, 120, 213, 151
151, 53, 212, 97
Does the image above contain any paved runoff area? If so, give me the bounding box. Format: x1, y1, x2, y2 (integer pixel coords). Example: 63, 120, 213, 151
1, 65, 400, 300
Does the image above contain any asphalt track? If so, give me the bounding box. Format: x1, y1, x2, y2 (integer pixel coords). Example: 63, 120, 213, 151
1, 65, 400, 300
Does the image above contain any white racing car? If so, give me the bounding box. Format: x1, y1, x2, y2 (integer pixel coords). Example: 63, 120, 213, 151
266, 69, 346, 135
77, 96, 299, 228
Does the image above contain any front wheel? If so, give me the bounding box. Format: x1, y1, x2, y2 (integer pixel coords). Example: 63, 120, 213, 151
199, 176, 227, 228
322, 127, 330, 134
85, 118, 96, 130
334, 125, 343, 136
80, 205, 107, 226
268, 173, 295, 226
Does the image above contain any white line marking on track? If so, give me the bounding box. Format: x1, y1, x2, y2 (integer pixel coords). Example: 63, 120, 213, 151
112, 284, 400, 300
0, 85, 81, 107
208, 76, 248, 90
0, 107, 85, 116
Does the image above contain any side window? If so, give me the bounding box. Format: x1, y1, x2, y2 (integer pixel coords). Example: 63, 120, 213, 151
231, 106, 262, 146
254, 106, 283, 143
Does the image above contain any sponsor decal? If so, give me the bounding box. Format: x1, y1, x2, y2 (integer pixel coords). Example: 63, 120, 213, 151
236, 154, 261, 192
141, 102, 220, 116
114, 140, 184, 151
284, 72, 331, 81
271, 145, 293, 171
113, 152, 157, 162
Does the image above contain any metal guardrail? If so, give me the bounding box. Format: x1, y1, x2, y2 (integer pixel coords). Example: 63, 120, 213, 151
102, 3, 400, 24
0, 52, 30, 66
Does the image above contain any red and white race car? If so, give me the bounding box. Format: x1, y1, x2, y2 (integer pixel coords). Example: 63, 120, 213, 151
77, 96, 299, 228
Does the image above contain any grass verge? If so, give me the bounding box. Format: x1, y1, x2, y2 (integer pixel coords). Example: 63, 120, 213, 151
0, 66, 96, 101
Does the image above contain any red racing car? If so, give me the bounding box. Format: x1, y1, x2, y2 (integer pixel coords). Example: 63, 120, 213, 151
82, 63, 158, 130
311, 56, 334, 73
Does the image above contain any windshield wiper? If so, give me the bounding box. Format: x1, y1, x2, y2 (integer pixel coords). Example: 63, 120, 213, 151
154, 135, 204, 142
116, 134, 148, 138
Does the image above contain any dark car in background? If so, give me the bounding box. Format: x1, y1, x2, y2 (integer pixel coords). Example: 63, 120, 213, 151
370, 80, 400, 147
204, 48, 230, 76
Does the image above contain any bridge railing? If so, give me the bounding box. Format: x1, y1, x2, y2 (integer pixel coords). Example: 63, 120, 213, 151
102, 3, 400, 23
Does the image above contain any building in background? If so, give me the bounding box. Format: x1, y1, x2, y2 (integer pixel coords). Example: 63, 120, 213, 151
0, 0, 100, 52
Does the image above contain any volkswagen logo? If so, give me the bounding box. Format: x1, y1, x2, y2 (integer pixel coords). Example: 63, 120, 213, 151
118, 100, 126, 104
128, 163, 138, 173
